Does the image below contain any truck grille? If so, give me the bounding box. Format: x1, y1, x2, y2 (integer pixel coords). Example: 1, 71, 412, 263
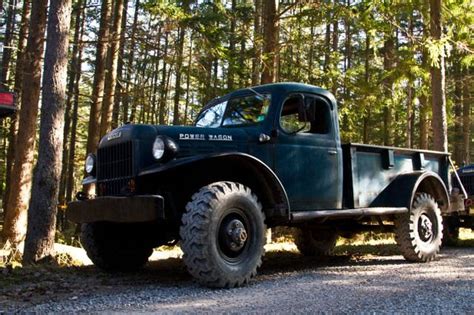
454, 173, 474, 197
97, 141, 134, 196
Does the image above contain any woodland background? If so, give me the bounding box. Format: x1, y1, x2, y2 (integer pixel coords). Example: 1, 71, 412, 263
0, 0, 472, 262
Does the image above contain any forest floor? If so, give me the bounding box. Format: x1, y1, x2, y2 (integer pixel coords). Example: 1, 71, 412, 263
1, 230, 473, 312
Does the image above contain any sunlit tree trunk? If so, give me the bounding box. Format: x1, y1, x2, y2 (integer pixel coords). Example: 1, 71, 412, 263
100, 0, 125, 137
261, 0, 278, 84
23, 0, 72, 264
2, 0, 48, 247
3, 0, 31, 219
86, 0, 112, 155
430, 0, 448, 152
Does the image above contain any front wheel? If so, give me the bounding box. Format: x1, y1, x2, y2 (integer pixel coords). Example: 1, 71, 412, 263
81, 222, 153, 271
394, 193, 443, 262
180, 181, 266, 288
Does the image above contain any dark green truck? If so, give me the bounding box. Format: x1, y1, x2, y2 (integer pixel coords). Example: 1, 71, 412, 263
68, 83, 470, 288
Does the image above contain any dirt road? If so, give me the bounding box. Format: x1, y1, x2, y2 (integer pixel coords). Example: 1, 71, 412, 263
2, 246, 473, 313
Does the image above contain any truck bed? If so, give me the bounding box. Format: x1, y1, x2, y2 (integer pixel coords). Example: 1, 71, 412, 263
341, 143, 450, 209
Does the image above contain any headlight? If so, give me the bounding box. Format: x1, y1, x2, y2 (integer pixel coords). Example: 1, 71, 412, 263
152, 136, 179, 161
152, 137, 165, 160
85, 154, 96, 175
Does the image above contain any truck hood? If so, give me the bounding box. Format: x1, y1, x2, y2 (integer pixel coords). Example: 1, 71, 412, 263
99, 124, 251, 163
154, 125, 249, 158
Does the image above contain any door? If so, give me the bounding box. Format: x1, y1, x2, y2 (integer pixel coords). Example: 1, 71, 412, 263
273, 94, 342, 210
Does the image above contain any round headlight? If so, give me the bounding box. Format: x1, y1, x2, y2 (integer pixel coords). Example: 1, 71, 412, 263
85, 154, 96, 175
152, 137, 165, 160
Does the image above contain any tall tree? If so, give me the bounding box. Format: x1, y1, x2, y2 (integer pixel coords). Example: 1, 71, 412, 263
2, 0, 31, 218
429, 0, 447, 152
122, 0, 140, 123
2, 0, 48, 247
0, 0, 17, 88
261, 0, 278, 84
86, 0, 112, 155
100, 0, 125, 137
23, 0, 72, 264
462, 68, 471, 164
59, 0, 85, 205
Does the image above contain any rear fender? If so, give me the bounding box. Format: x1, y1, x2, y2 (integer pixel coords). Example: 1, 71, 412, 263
370, 171, 450, 212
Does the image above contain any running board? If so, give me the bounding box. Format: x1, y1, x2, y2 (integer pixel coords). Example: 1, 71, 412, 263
291, 207, 409, 222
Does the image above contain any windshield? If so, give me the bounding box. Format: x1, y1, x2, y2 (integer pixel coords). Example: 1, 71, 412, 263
195, 94, 271, 128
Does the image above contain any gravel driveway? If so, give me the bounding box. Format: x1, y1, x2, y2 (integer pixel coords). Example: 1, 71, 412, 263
10, 246, 472, 313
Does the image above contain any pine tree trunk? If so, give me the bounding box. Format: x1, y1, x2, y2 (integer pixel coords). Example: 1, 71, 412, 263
122, 0, 140, 123
261, 0, 278, 84
100, 0, 125, 137
86, 0, 112, 155
173, 26, 185, 125
251, 0, 262, 85
112, 0, 128, 128
2, 0, 31, 219
462, 67, 471, 164
227, 0, 236, 90
383, 36, 395, 146
23, 0, 72, 264
2, 0, 48, 247
453, 60, 463, 163
430, 0, 448, 152
59, 0, 84, 206
184, 32, 193, 124
0, 0, 17, 88
362, 31, 370, 143
159, 33, 169, 125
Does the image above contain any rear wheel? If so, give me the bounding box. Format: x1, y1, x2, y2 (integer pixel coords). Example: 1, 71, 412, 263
180, 181, 266, 288
81, 222, 153, 271
294, 228, 338, 257
394, 193, 443, 262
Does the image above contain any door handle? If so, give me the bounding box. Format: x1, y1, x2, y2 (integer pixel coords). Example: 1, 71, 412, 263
328, 150, 338, 155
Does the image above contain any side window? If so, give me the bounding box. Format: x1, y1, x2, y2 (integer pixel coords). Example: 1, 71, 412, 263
280, 96, 310, 134
309, 97, 331, 134
279, 95, 331, 134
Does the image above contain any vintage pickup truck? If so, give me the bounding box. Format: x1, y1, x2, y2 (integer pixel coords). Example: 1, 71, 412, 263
68, 83, 470, 288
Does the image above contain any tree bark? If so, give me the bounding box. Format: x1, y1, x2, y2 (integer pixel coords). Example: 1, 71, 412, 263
86, 0, 112, 155
227, 0, 236, 90
173, 25, 186, 125
453, 59, 463, 163
383, 35, 395, 146
122, 0, 140, 123
2, 0, 31, 219
2, 0, 48, 247
0, 0, 17, 88
112, 0, 128, 128
59, 0, 84, 206
158, 33, 169, 125
462, 67, 471, 164
261, 0, 278, 84
100, 0, 125, 137
23, 0, 72, 264
66, 12, 86, 204
430, 0, 448, 152
251, 0, 262, 85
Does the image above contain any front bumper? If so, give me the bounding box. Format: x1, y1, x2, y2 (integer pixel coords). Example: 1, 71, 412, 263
67, 195, 165, 223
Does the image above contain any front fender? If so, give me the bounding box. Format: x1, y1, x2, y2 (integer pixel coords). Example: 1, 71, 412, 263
370, 171, 450, 212
139, 152, 291, 220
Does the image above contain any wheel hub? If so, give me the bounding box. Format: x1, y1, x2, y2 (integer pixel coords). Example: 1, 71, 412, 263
225, 219, 248, 252
418, 214, 434, 242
